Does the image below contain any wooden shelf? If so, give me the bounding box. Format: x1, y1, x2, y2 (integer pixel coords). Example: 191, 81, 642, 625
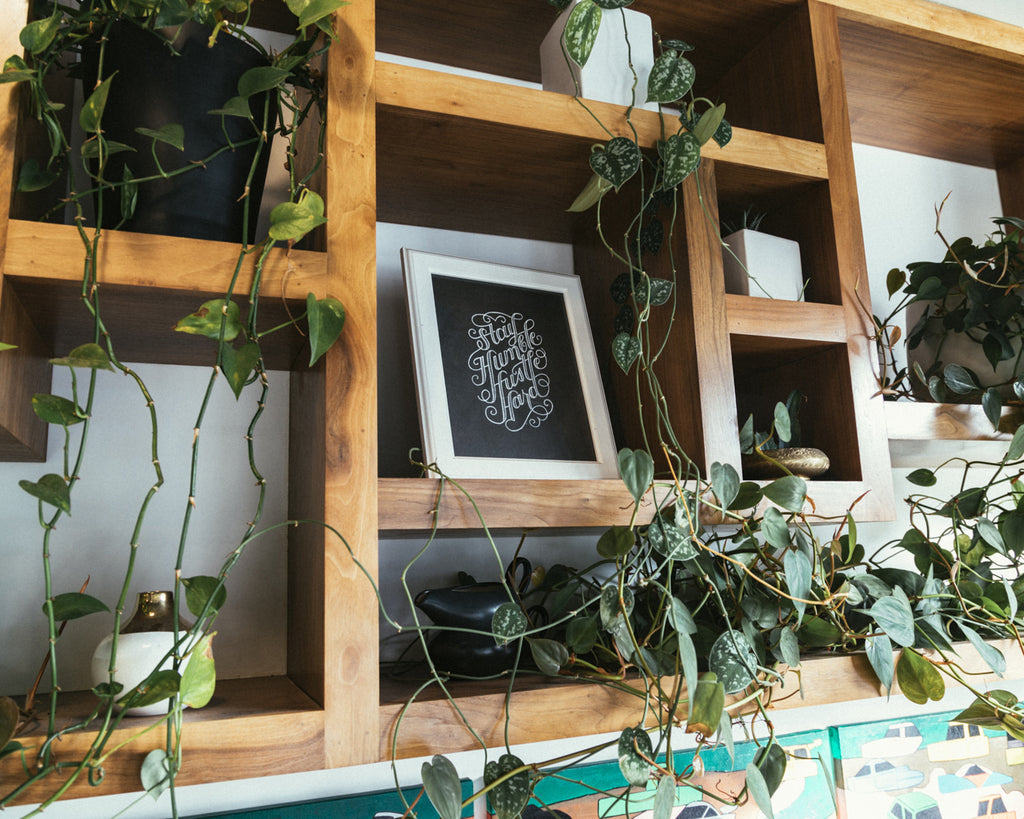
886, 401, 1024, 467
727, 295, 848, 346
4, 676, 323, 805
381, 638, 1024, 760
827, 0, 1024, 168
376, 61, 828, 242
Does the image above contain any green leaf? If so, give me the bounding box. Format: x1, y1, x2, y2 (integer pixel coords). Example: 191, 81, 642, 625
797, 616, 842, 648
32, 394, 85, 426
528, 637, 569, 675
709, 461, 740, 510
567, 172, 612, 212
646, 51, 695, 103
761, 475, 806, 513
953, 691, 1024, 737
20, 10, 61, 55
238, 66, 291, 98
141, 749, 173, 800
46, 592, 108, 621
906, 468, 937, 487
612, 332, 641, 373
776, 626, 800, 668
944, 363, 979, 394
0, 54, 34, 84
269, 190, 327, 241
590, 137, 641, 190
1008, 424, 1024, 461
492, 602, 527, 645
307, 294, 346, 365
869, 590, 916, 647
0, 697, 19, 752
753, 741, 787, 797
745, 762, 776, 819
686, 673, 724, 736
484, 754, 531, 819
599, 584, 634, 629
19, 473, 71, 514
123, 669, 180, 710
693, 103, 726, 146
760, 506, 791, 550
422, 755, 462, 819
983, 387, 1002, 429
563, 0, 602, 67
135, 124, 185, 151
295, 0, 348, 30
50, 343, 114, 370
709, 630, 758, 694
865, 633, 895, 693
80, 75, 115, 134
180, 633, 216, 708
886, 267, 906, 298
80, 137, 135, 159
958, 622, 1006, 676
976, 517, 1006, 553
182, 575, 227, 618
175, 299, 242, 341
17, 158, 57, 192
658, 132, 700, 188
896, 648, 945, 704
677, 625, 699, 701
120, 165, 138, 221
783, 548, 812, 623
208, 95, 257, 118
653, 773, 675, 819
597, 525, 635, 558
220, 342, 260, 399
617, 726, 652, 786
566, 614, 599, 654
647, 513, 697, 561
634, 277, 673, 306
617, 447, 654, 503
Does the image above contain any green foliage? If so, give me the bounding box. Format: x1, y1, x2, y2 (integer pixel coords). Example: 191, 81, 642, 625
180, 633, 217, 708
307, 294, 346, 366
617, 727, 653, 786
422, 756, 463, 819
484, 754, 531, 819
182, 576, 228, 618
19, 473, 71, 514
46, 593, 109, 621
141, 749, 173, 800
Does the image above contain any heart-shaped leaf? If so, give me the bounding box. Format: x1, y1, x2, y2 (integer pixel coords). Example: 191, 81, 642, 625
208, 96, 255, 118
492, 602, 528, 645
617, 447, 653, 503
50, 343, 114, 371
269, 190, 327, 241
45, 592, 108, 621
865, 633, 895, 693
906, 468, 937, 487
528, 637, 569, 675
745, 761, 776, 819
597, 525, 635, 558
20, 10, 61, 55
709, 461, 740, 511
709, 630, 758, 694
238, 66, 291, 98
135, 124, 185, 151
122, 669, 180, 710
762, 475, 806, 513
566, 614, 599, 654
590, 137, 641, 190
484, 754, 531, 819
868, 590, 915, 647
180, 633, 216, 708
647, 513, 697, 560
19, 473, 71, 514
646, 51, 695, 103
220, 341, 260, 399
659, 132, 700, 188
175, 299, 242, 341
633, 277, 674, 306
599, 584, 634, 630
760, 506, 790, 550
693, 103, 726, 146
612, 332, 641, 373
293, 0, 349, 30
983, 387, 1002, 429
896, 648, 945, 704
422, 755, 462, 819
141, 749, 173, 800
752, 741, 787, 797
307, 294, 346, 365
0, 55, 34, 84
958, 622, 1006, 675
182, 575, 227, 618
783, 548, 812, 623
617, 727, 652, 786
944, 363, 979, 394
17, 158, 58, 192
32, 394, 85, 426
562, 0, 601, 67
80, 75, 115, 134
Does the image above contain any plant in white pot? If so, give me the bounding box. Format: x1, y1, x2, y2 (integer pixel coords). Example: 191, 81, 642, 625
720, 207, 805, 301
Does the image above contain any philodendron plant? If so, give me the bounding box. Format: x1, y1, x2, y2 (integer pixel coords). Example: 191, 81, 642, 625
0, 0, 346, 813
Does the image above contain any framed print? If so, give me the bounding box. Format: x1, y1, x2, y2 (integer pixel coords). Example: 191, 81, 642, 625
402, 249, 618, 480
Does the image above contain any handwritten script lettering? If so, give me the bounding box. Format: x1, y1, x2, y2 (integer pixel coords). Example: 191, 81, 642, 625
467, 311, 553, 432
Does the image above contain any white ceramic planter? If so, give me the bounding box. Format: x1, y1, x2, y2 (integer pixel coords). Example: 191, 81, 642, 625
721, 229, 804, 301
539, 1, 657, 111
906, 299, 1021, 398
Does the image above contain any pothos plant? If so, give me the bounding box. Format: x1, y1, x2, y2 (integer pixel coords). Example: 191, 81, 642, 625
380, 6, 1024, 819
0, 0, 346, 813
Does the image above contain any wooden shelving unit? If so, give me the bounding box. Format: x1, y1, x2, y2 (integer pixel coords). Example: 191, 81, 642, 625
2, 0, 1023, 804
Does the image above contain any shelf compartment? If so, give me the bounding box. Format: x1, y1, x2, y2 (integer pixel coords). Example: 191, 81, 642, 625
829, 0, 1024, 169
886, 400, 1024, 468
3, 221, 329, 368
1, 676, 324, 805
376, 61, 828, 242
381, 637, 1024, 760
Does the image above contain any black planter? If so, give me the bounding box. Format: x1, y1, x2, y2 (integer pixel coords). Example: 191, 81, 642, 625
82, 21, 277, 242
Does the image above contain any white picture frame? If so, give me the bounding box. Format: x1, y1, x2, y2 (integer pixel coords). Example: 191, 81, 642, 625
402, 249, 618, 480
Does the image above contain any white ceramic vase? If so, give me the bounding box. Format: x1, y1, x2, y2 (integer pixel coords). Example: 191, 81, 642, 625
722, 229, 805, 301
539, 0, 657, 111
90, 590, 190, 717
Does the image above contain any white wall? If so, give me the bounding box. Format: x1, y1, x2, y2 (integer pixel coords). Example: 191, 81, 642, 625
5, 1, 1024, 815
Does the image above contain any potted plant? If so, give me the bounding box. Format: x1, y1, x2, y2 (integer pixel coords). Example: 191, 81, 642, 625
874, 206, 1024, 426
720, 207, 806, 301
0, 0, 346, 811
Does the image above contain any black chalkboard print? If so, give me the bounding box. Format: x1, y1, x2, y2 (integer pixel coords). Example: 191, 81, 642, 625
430, 274, 597, 462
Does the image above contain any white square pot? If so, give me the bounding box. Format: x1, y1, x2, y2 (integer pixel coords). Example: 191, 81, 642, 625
721, 229, 805, 301
539, 1, 657, 111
